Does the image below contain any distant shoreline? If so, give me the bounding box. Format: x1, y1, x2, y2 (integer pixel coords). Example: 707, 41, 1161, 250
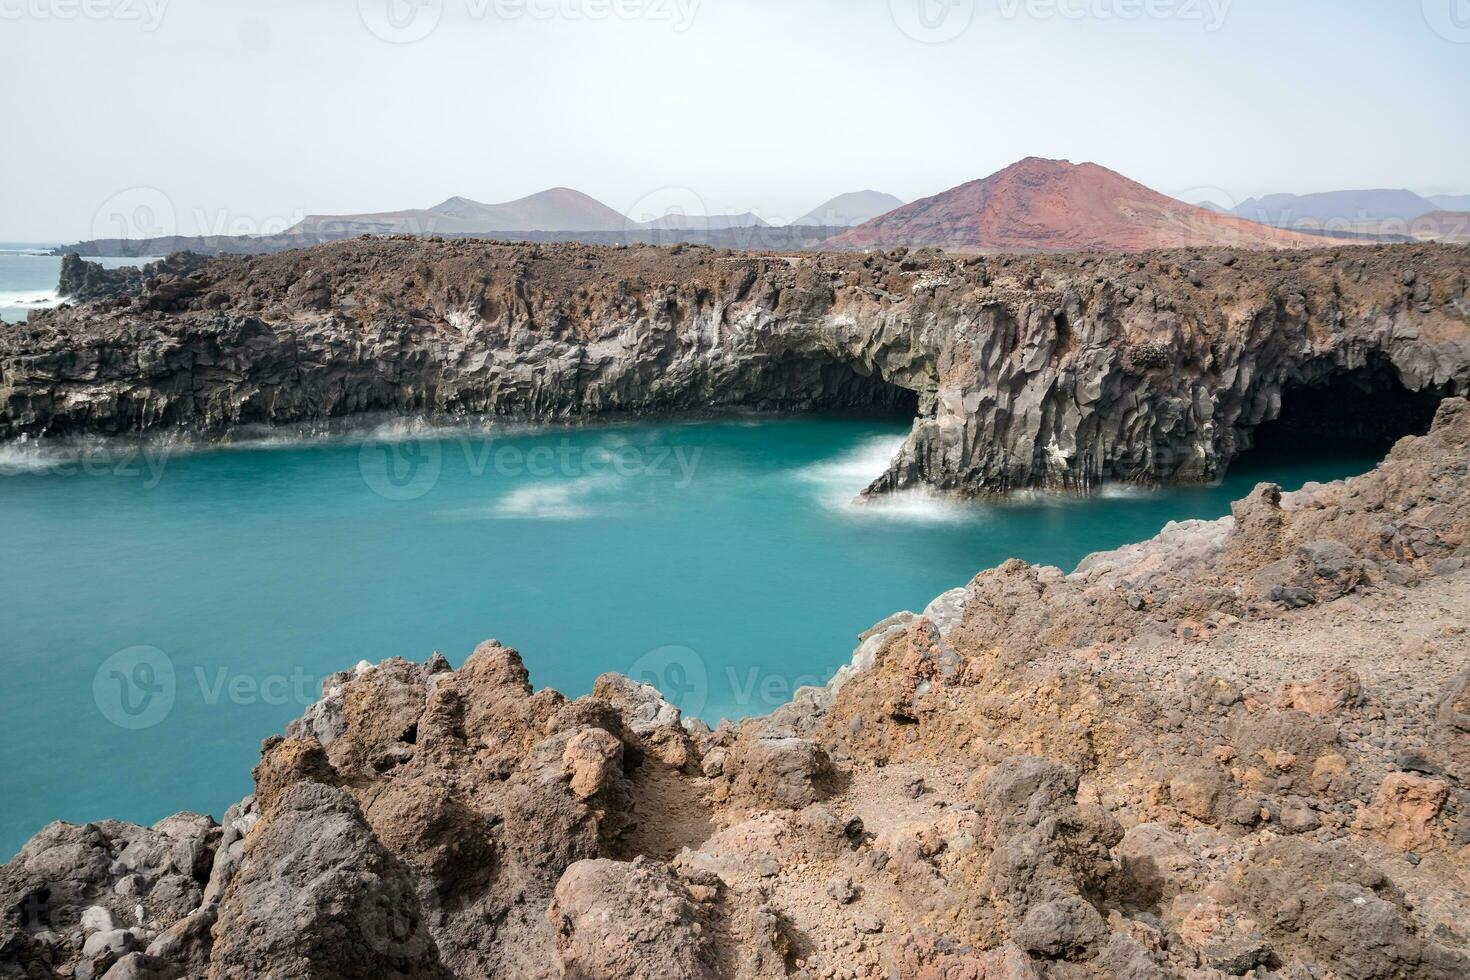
53, 226, 847, 259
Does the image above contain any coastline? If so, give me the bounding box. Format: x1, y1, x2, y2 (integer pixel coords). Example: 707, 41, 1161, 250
4, 240, 1466, 499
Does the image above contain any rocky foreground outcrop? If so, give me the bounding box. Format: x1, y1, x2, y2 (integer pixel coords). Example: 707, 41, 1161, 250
6, 399, 1470, 978
2, 239, 1467, 495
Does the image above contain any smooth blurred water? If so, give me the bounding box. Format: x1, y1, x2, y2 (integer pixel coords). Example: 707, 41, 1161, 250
0, 416, 1381, 857
0, 244, 159, 322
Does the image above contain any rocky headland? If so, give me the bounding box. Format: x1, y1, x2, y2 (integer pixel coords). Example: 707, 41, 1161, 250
4, 391, 1470, 979
2, 238, 1467, 497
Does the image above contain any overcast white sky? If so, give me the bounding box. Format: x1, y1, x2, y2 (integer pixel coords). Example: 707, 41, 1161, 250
3, 0, 1468, 241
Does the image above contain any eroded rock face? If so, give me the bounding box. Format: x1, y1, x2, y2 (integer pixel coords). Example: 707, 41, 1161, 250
1437, 667, 1470, 781
1235, 838, 1468, 980
5, 403, 1470, 977
4, 240, 1467, 496
0, 813, 224, 980
548, 857, 716, 980
207, 781, 450, 980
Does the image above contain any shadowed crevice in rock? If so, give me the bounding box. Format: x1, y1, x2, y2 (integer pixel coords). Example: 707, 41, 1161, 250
711, 350, 922, 418
1239, 355, 1447, 458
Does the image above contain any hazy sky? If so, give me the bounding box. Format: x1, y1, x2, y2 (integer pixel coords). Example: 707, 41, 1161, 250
4, 0, 1468, 240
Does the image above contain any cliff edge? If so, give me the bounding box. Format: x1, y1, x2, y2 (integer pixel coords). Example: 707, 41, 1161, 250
3, 239, 1467, 496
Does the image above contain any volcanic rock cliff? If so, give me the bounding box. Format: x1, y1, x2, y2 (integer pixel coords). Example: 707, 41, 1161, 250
3, 238, 1468, 497
5, 397, 1470, 980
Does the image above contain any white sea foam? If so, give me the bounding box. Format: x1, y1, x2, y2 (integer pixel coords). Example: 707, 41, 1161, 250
845, 488, 985, 524
488, 475, 618, 520
0, 438, 154, 475
0, 288, 61, 310
794, 434, 983, 524
1004, 482, 1159, 506
0, 443, 63, 474
795, 435, 906, 492
1095, 483, 1156, 500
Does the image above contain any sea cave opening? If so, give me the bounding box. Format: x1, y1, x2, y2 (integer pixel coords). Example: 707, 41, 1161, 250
1238, 360, 1446, 468
719, 351, 923, 419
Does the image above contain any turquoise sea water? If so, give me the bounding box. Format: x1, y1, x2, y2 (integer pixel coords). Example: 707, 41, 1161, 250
0, 416, 1381, 858
0, 244, 159, 323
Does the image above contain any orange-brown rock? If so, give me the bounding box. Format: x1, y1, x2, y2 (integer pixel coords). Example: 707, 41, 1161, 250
1356, 772, 1450, 852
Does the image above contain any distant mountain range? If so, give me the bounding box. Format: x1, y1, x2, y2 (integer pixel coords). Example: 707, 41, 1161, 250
292, 190, 810, 237
1189, 189, 1470, 242
638, 212, 771, 232
289, 188, 631, 236
825, 158, 1330, 252
793, 191, 905, 228
1430, 194, 1470, 211
290, 189, 913, 236
56, 166, 1468, 259
1234, 189, 1438, 225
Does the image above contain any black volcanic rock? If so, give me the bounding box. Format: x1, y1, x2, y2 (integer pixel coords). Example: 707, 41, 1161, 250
57, 252, 210, 308
4, 238, 1469, 498
56, 253, 140, 302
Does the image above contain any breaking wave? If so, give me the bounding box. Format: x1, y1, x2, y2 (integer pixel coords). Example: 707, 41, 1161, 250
793, 434, 984, 524
0, 288, 61, 310
487, 475, 618, 520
